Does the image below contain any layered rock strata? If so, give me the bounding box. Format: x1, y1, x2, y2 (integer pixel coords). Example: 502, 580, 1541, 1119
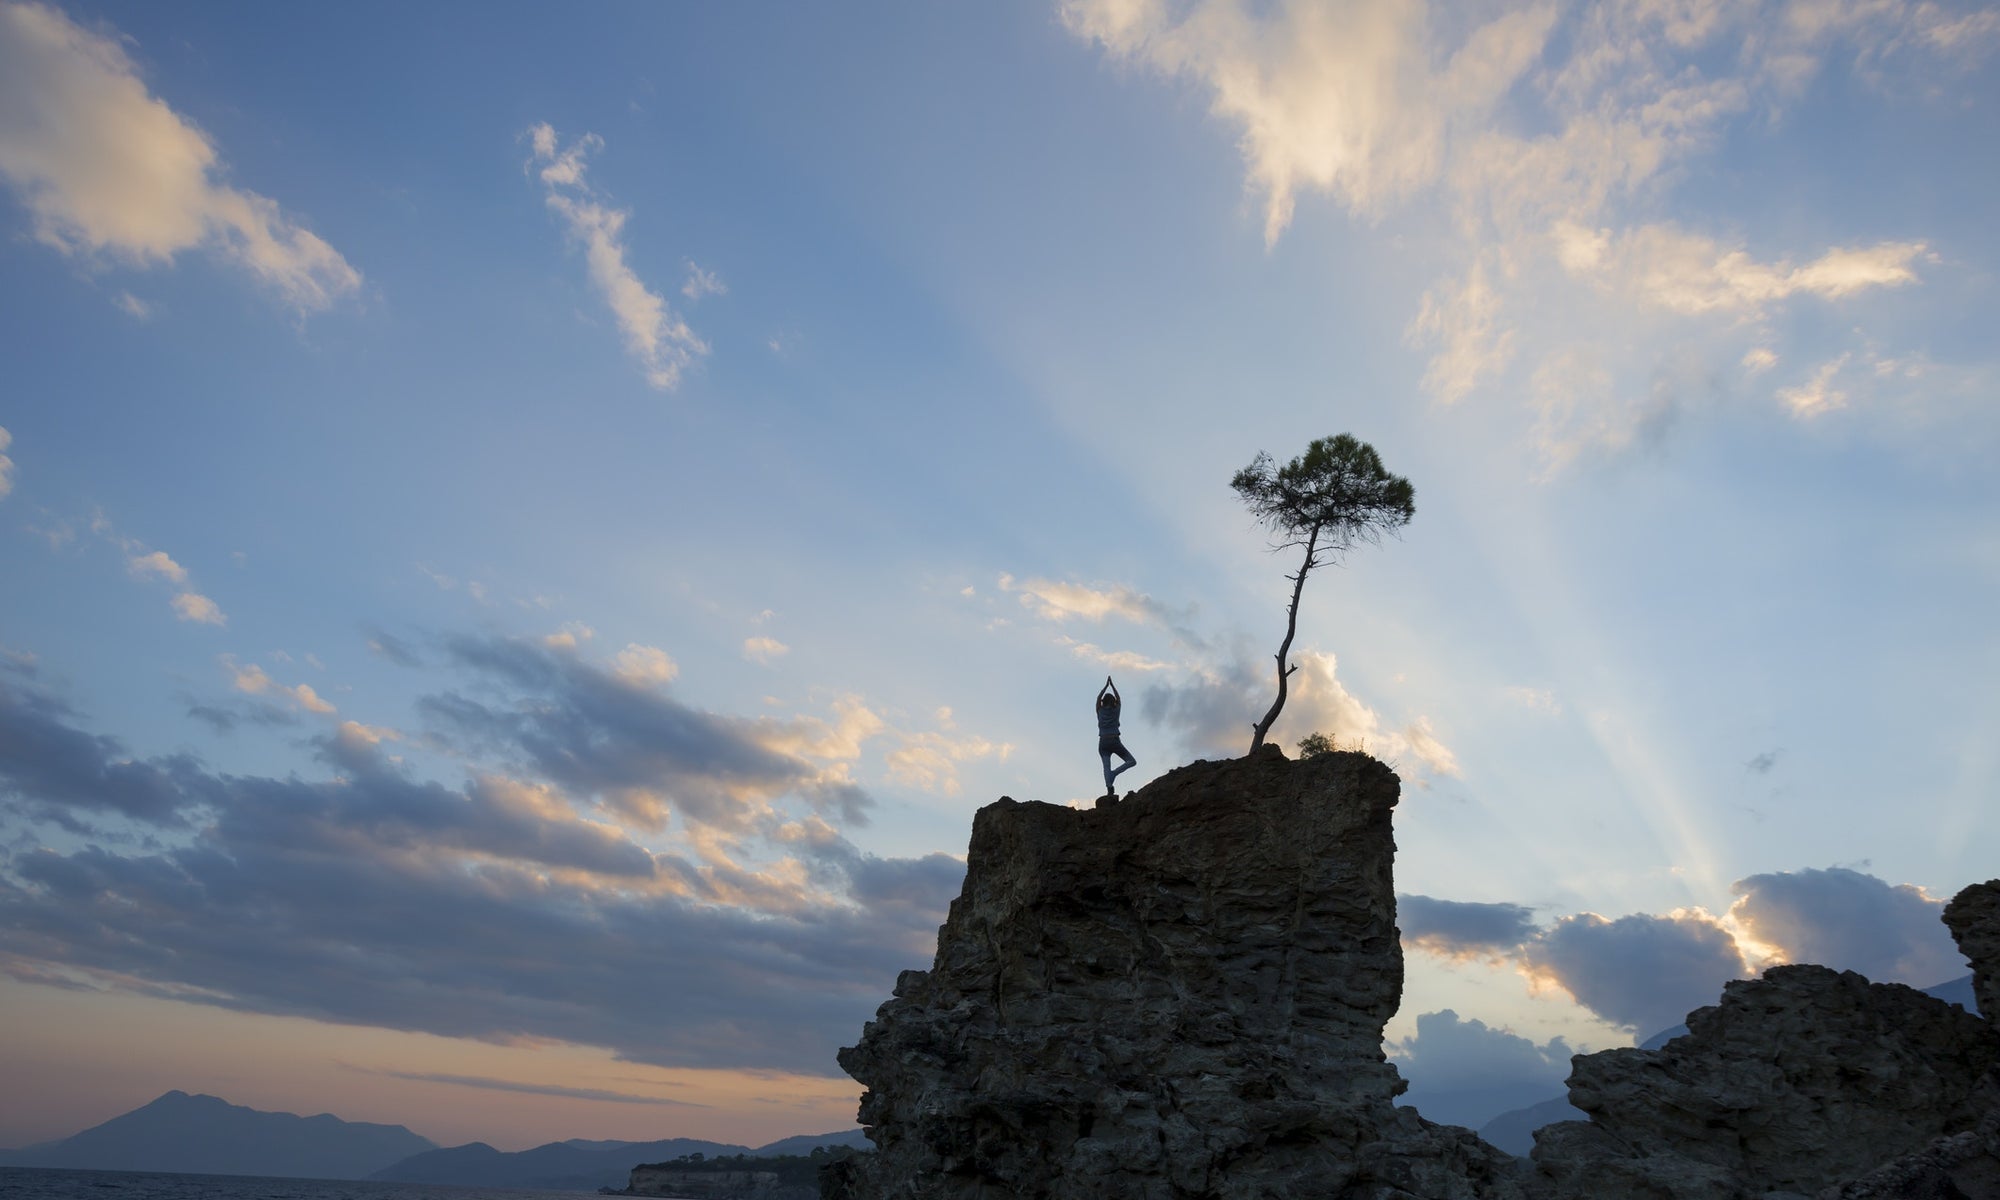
836, 747, 1523, 1200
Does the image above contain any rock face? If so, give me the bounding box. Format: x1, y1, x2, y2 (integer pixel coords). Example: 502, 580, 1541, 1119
836, 747, 1523, 1200
1530, 965, 2000, 1198
1946, 881, 2000, 1022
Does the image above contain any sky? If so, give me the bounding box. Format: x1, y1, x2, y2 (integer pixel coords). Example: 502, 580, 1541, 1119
1, 0, 1997, 1153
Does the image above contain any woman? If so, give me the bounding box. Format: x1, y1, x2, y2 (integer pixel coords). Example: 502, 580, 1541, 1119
1096, 675, 1137, 797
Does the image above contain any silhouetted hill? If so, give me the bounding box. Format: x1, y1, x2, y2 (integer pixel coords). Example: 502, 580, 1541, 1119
0, 1090, 435, 1178
1479, 1096, 1588, 1158
372, 1137, 748, 1191
751, 1129, 869, 1156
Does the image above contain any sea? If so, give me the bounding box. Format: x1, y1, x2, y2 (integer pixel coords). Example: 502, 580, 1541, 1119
0, 1168, 604, 1200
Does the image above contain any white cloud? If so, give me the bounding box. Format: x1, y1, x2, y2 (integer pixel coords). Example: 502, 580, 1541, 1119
612, 642, 679, 688
0, 1, 360, 312
170, 591, 225, 626
742, 636, 790, 665
1743, 346, 1779, 374
113, 291, 151, 320
527, 122, 707, 390
884, 729, 1014, 797
0, 426, 13, 499
1001, 574, 1179, 626
1059, 0, 1554, 244
126, 549, 187, 584
1055, 636, 1173, 673
336, 720, 401, 746
222, 656, 330, 711
1410, 260, 1515, 405
1778, 354, 1851, 418
682, 261, 726, 300
542, 621, 594, 650
1555, 222, 1927, 316
1064, 0, 1983, 471
757, 695, 888, 765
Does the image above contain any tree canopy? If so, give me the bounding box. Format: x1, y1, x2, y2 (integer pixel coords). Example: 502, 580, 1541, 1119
1231, 434, 1414, 753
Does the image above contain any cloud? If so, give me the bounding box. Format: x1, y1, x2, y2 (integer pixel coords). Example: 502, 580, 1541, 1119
1064, 0, 1985, 470
112, 290, 150, 320
1399, 893, 1536, 959
1777, 354, 1851, 418
1142, 644, 1460, 778
1059, 0, 1554, 244
364, 628, 423, 668
527, 123, 706, 389
126, 550, 187, 583
423, 634, 857, 835
611, 642, 679, 687
1388, 1009, 1575, 1130
0, 673, 198, 829
1521, 908, 1749, 1035
1409, 865, 1973, 1037
0, 668, 963, 1075
83, 513, 226, 625
358, 1068, 706, 1108
170, 591, 226, 626
0, 1, 360, 312
882, 729, 1013, 797
1725, 866, 1964, 986
1000, 574, 1191, 629
222, 656, 331, 714
742, 636, 790, 665
1054, 636, 1173, 673
0, 426, 12, 499
681, 261, 726, 301
1746, 748, 1782, 774
1554, 223, 1926, 316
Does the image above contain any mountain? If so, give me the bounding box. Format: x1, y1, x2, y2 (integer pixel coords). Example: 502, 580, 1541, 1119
0, 1090, 435, 1179
750, 1129, 870, 1156
371, 1136, 750, 1191
1478, 1097, 1588, 1158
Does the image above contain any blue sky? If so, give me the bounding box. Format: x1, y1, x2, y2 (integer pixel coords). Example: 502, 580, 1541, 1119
2, 0, 1997, 1150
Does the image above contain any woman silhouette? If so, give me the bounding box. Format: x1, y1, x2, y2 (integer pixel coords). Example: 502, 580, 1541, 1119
1096, 676, 1137, 797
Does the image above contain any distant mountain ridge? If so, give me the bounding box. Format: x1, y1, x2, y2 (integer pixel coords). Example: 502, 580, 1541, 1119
370, 1129, 870, 1192
0, 1090, 435, 1179
0, 1089, 867, 1186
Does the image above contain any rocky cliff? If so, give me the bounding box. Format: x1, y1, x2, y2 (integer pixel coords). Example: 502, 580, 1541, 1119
1947, 882, 2000, 1022
834, 747, 1522, 1200
1531, 965, 2000, 1198
834, 745, 2000, 1200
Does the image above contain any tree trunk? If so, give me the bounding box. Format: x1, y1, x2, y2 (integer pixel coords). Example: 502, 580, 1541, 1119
1249, 524, 1319, 753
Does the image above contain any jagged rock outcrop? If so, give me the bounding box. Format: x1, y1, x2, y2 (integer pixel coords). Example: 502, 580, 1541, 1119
1531, 965, 2000, 1199
836, 747, 1525, 1200
1946, 881, 2000, 1022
